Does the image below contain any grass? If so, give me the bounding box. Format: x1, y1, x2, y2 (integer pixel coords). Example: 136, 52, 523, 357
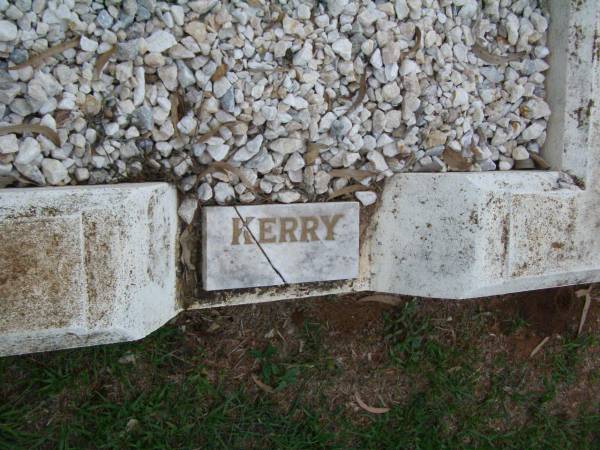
1, 293, 600, 449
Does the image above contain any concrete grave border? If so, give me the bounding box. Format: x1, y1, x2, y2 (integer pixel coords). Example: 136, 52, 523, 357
1, 0, 599, 355
0, 183, 178, 356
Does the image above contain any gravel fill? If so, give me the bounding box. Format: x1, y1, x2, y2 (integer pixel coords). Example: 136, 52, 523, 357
0, 0, 551, 217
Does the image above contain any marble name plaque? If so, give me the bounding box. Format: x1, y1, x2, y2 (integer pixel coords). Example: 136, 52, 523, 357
202, 202, 359, 290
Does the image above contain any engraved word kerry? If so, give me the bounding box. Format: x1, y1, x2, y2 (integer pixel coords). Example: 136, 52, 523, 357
202, 202, 359, 291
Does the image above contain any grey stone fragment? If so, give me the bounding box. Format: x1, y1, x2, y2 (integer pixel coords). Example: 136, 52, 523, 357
9, 48, 27, 64
220, 87, 235, 112
15, 163, 45, 185
136, 5, 151, 20
133, 106, 153, 131
116, 39, 140, 60
96, 10, 114, 28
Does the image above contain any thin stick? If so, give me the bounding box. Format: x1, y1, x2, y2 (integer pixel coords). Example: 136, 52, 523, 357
9, 36, 80, 70
577, 287, 593, 337
530, 336, 550, 358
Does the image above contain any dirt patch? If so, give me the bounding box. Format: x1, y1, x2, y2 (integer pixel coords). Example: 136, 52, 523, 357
516, 286, 580, 335
295, 294, 393, 335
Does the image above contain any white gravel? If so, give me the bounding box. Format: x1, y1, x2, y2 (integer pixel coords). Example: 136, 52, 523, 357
0, 0, 551, 211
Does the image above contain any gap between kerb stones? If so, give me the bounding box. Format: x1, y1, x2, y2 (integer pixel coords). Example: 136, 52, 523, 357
232, 206, 287, 284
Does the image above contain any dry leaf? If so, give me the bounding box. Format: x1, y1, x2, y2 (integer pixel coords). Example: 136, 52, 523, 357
346, 70, 368, 114
0, 175, 18, 188
265, 12, 284, 32
328, 185, 370, 200
472, 42, 526, 65
197, 161, 255, 191
94, 46, 116, 79
210, 63, 228, 82
354, 393, 390, 414
442, 148, 472, 171
196, 122, 237, 144
530, 336, 550, 358
264, 5, 285, 32
179, 225, 196, 271
170, 92, 180, 137
196, 161, 235, 178
304, 142, 327, 165
400, 153, 418, 172
529, 152, 551, 170
9, 36, 80, 70
358, 295, 402, 306
252, 374, 275, 393
324, 91, 333, 112
54, 109, 72, 127
405, 26, 422, 57
0, 124, 60, 146
196, 128, 222, 144
329, 169, 377, 181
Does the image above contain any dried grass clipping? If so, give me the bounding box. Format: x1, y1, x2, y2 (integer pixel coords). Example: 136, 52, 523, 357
9, 36, 80, 70
0, 124, 60, 146
529, 336, 550, 358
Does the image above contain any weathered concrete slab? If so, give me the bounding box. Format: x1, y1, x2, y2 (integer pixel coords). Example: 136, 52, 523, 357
369, 172, 600, 299
0, 183, 178, 357
202, 202, 359, 290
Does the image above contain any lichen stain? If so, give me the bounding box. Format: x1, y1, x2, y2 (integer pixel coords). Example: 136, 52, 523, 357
510, 195, 581, 278
83, 213, 120, 326
0, 217, 84, 333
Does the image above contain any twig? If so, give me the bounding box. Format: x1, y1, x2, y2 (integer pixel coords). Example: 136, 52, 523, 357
10, 35, 80, 70
530, 336, 550, 358
576, 285, 594, 337
354, 392, 390, 414
251, 374, 275, 393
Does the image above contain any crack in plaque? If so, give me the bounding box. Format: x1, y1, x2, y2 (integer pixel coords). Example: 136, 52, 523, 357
232, 206, 287, 284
